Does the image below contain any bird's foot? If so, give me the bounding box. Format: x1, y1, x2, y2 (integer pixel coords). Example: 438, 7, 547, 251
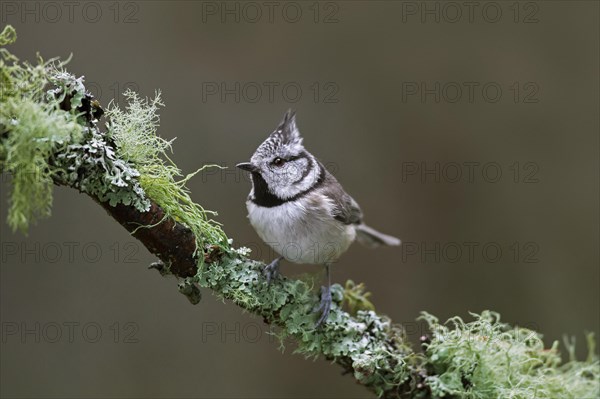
314, 285, 332, 328
263, 257, 282, 284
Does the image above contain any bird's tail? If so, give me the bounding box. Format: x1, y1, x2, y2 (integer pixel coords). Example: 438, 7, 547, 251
355, 224, 401, 248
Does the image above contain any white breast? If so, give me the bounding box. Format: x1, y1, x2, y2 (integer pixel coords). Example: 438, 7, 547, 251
246, 193, 356, 265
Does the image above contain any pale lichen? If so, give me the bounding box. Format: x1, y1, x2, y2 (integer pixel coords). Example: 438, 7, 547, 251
0, 24, 224, 246
54, 127, 150, 210
105, 90, 229, 260
0, 26, 82, 232
0, 25, 150, 231
420, 311, 600, 399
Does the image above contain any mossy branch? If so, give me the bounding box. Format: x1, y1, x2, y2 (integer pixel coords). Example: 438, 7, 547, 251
1, 25, 598, 399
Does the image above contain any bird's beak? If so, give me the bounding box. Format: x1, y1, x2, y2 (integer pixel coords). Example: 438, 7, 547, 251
236, 162, 258, 173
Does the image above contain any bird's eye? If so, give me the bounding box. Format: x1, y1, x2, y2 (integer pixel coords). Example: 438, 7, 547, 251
272, 157, 285, 167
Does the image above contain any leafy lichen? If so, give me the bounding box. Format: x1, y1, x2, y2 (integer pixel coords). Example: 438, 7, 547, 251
194, 247, 598, 398
54, 127, 150, 210
195, 251, 416, 396
342, 279, 376, 315
43, 60, 152, 213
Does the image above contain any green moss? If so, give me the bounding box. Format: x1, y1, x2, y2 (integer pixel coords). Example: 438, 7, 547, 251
1, 98, 82, 232
0, 26, 82, 232
0, 26, 153, 232
0, 25, 224, 249
342, 279, 376, 315
421, 311, 600, 398
105, 90, 229, 260
0, 25, 16, 46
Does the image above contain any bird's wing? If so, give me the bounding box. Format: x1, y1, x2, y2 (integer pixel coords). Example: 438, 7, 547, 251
321, 170, 363, 225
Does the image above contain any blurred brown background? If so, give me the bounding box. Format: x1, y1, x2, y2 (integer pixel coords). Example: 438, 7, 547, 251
1, 1, 598, 398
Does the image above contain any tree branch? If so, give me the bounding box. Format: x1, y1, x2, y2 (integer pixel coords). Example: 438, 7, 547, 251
95, 199, 198, 278
94, 194, 428, 398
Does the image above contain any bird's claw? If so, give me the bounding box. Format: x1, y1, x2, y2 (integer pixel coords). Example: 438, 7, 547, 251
314, 285, 332, 328
263, 257, 282, 284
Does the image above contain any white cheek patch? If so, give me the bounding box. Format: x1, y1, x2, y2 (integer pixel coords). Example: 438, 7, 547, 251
286, 159, 309, 183
293, 158, 320, 191
269, 159, 319, 199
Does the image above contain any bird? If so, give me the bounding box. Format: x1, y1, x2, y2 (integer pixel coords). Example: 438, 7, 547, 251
237, 110, 401, 326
